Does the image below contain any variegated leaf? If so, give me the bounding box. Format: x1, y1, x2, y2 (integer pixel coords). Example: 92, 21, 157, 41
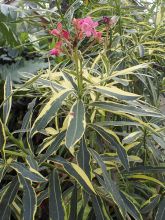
66, 100, 86, 148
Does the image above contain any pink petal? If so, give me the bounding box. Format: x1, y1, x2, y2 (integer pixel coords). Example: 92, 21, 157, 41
50, 29, 60, 36
57, 22, 63, 31
62, 30, 70, 40
50, 48, 60, 56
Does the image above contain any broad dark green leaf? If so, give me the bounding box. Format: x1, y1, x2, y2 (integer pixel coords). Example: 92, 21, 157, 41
66, 100, 86, 148
77, 136, 91, 179
39, 131, 66, 164
3, 74, 12, 125
155, 197, 165, 220
11, 162, 47, 182
91, 124, 129, 171
49, 169, 66, 220
0, 176, 19, 220
89, 149, 126, 218
19, 175, 37, 220
31, 89, 72, 135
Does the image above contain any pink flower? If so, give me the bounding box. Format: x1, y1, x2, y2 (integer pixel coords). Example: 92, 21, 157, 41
93, 31, 102, 42
73, 17, 99, 39
50, 22, 70, 40
50, 48, 60, 56
50, 41, 62, 56
62, 30, 70, 40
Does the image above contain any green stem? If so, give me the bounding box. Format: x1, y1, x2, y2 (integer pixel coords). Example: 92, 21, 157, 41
5, 127, 28, 155
74, 48, 83, 98
4, 150, 27, 158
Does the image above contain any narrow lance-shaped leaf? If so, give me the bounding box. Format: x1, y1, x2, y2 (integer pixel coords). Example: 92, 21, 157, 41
20, 98, 37, 137
0, 166, 6, 183
91, 124, 129, 171
127, 174, 165, 188
91, 195, 110, 220
49, 169, 66, 220
3, 74, 12, 125
37, 188, 48, 207
0, 119, 6, 160
77, 136, 91, 179
39, 131, 66, 164
31, 89, 72, 135
89, 149, 126, 218
66, 100, 86, 148
120, 191, 143, 220
0, 176, 19, 220
155, 197, 165, 220
90, 101, 162, 117
92, 86, 140, 101
141, 194, 160, 214
50, 156, 96, 195
11, 162, 47, 182
18, 175, 37, 220
69, 183, 77, 220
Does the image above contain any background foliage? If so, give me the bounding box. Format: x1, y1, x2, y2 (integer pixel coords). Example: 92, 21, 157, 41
0, 0, 165, 219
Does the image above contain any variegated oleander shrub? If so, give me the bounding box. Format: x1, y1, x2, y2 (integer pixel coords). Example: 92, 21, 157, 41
0, 0, 165, 220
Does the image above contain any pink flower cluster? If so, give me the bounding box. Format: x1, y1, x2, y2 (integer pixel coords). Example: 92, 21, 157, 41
50, 17, 102, 56
73, 17, 102, 41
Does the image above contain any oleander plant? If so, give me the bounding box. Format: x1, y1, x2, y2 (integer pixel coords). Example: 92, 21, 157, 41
0, 0, 165, 219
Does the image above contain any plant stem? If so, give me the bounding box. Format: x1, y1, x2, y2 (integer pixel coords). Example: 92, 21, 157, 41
73, 48, 83, 98
5, 127, 28, 155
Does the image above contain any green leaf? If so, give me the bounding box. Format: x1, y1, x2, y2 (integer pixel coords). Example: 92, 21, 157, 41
0, 119, 6, 159
141, 194, 160, 214
120, 191, 143, 220
89, 149, 126, 217
11, 162, 47, 182
66, 100, 86, 148
0, 176, 19, 220
69, 183, 77, 220
91, 124, 129, 171
3, 74, 12, 125
155, 197, 165, 220
19, 175, 37, 220
37, 188, 48, 207
20, 98, 36, 136
31, 89, 72, 135
127, 174, 165, 188
51, 156, 96, 195
91, 195, 110, 220
39, 131, 66, 164
49, 169, 66, 220
122, 131, 143, 144
92, 86, 140, 101
91, 101, 162, 117
77, 136, 91, 179
0, 166, 6, 183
